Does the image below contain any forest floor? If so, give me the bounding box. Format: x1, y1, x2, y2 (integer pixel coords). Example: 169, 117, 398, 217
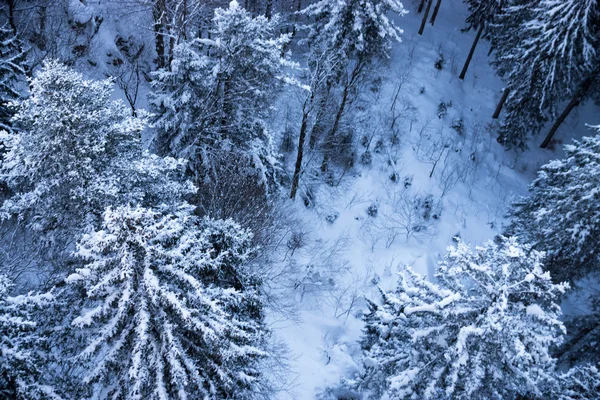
270, 0, 599, 398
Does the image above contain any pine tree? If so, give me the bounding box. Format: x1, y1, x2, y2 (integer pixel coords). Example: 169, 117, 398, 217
0, 61, 192, 277
0, 24, 27, 156
150, 0, 289, 190
0, 275, 57, 399
50, 205, 269, 399
543, 364, 600, 399
491, 0, 600, 149
509, 127, 600, 282
349, 237, 567, 399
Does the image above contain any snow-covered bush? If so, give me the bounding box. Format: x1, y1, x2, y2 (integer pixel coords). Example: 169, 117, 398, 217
347, 237, 567, 399
49, 205, 269, 399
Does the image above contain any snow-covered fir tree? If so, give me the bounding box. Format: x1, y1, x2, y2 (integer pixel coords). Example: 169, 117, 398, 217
463, 0, 506, 33
150, 0, 289, 189
509, 126, 600, 282
0, 274, 56, 399
302, 0, 406, 67
491, 0, 600, 148
347, 237, 567, 399
0, 23, 26, 132
48, 205, 269, 399
0, 24, 27, 154
542, 363, 600, 399
0, 61, 192, 277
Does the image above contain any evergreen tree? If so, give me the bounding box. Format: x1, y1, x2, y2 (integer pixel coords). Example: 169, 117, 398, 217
49, 205, 269, 399
150, 0, 289, 190
491, 0, 600, 149
509, 127, 600, 282
0, 61, 192, 277
0, 24, 26, 135
0, 24, 27, 157
543, 364, 600, 399
349, 237, 567, 399
0, 275, 57, 399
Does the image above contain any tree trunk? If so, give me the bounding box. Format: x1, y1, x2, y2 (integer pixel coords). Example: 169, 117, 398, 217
417, 0, 426, 13
429, 0, 442, 26
418, 0, 433, 35
459, 23, 484, 80
7, 0, 18, 36
308, 83, 332, 150
321, 62, 364, 172
492, 87, 510, 119
291, 92, 315, 200
321, 84, 350, 172
290, 111, 309, 200
265, 0, 273, 19
540, 73, 596, 148
153, 0, 166, 69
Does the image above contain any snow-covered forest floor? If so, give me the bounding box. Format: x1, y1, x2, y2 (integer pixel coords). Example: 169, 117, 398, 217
270, 0, 598, 397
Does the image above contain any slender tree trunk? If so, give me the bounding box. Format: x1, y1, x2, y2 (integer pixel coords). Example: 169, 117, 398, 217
291, 92, 315, 200
308, 83, 332, 150
182, 0, 188, 40
321, 84, 350, 172
492, 87, 510, 119
459, 23, 484, 80
321, 62, 363, 172
540, 73, 596, 148
7, 0, 18, 36
417, 0, 426, 13
153, 0, 166, 69
265, 0, 273, 19
290, 110, 310, 199
429, 0, 442, 26
418, 0, 433, 35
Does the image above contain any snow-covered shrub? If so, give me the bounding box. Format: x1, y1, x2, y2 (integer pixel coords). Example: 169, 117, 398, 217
347, 237, 567, 399
49, 205, 269, 399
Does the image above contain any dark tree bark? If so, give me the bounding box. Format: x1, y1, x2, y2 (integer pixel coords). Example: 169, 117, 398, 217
459, 23, 484, 80
429, 0, 442, 26
291, 91, 316, 200
492, 87, 510, 119
417, 0, 426, 13
320, 62, 363, 172
153, 0, 167, 69
265, 0, 273, 19
308, 83, 332, 150
540, 72, 597, 148
418, 0, 433, 35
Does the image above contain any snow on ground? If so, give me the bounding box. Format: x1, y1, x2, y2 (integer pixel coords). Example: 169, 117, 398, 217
270, 0, 598, 398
